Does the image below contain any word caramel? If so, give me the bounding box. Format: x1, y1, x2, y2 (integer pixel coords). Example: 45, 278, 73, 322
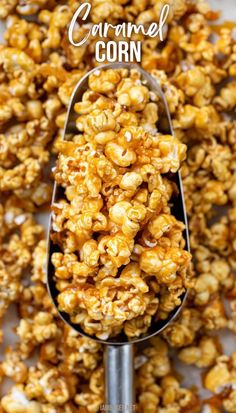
68, 3, 169, 62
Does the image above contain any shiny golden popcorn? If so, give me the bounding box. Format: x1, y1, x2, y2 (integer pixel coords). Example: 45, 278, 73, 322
0, 0, 236, 412
50, 68, 191, 340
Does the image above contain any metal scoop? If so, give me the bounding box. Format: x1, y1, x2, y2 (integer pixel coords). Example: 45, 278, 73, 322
47, 63, 190, 413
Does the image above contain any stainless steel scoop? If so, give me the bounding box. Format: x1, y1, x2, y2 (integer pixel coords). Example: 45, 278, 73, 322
47, 63, 190, 413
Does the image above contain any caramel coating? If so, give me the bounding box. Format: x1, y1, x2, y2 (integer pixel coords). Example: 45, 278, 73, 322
0, 0, 236, 412
51, 68, 191, 340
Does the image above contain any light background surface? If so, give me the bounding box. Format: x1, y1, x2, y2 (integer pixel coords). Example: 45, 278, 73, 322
0, 0, 235, 406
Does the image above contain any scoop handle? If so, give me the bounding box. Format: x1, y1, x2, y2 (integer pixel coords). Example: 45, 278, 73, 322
104, 344, 135, 413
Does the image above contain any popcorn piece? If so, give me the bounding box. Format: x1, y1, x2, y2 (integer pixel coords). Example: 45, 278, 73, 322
1, 385, 42, 413
178, 336, 221, 368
